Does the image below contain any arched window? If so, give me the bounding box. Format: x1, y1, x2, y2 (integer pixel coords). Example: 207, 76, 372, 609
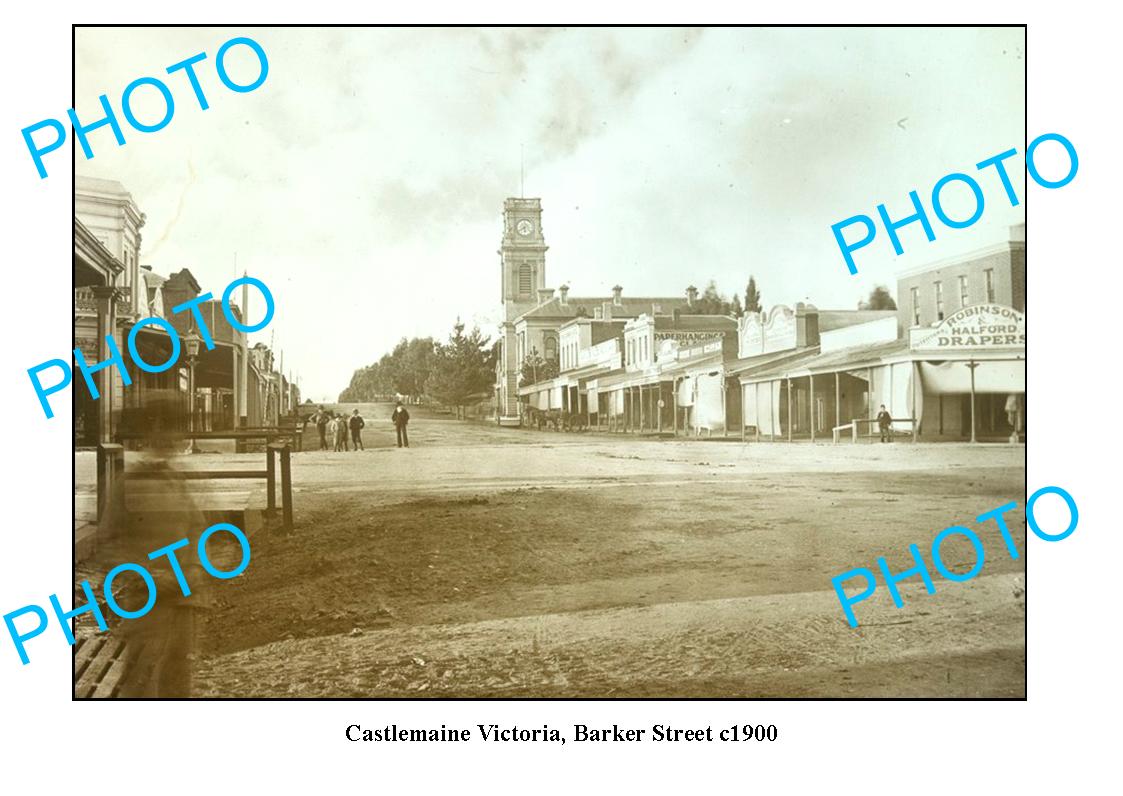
518, 264, 533, 296
544, 336, 557, 361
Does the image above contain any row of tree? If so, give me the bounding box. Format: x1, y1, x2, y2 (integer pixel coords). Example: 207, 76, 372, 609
339, 321, 497, 415
681, 277, 763, 317
684, 276, 896, 316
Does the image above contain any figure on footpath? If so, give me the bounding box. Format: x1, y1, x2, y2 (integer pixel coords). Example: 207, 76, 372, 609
349, 409, 365, 451
334, 412, 349, 451
877, 404, 893, 443
391, 401, 410, 448
313, 406, 330, 450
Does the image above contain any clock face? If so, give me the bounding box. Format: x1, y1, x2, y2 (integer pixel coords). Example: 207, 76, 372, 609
516, 219, 534, 237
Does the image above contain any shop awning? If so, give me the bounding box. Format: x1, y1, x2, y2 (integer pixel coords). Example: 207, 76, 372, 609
918, 359, 1025, 393
785, 339, 912, 377
589, 367, 668, 391
727, 346, 819, 379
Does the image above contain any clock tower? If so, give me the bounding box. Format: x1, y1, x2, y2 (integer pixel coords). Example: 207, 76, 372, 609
499, 197, 547, 319
496, 197, 548, 422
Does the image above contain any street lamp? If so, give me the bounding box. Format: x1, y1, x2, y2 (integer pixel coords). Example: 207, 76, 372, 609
184, 327, 201, 453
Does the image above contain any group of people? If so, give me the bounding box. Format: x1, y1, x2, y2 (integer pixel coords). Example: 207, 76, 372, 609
310, 402, 411, 451
310, 408, 365, 451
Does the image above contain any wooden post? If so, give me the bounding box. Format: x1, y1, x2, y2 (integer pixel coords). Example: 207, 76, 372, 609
756, 386, 762, 442
786, 377, 793, 442
867, 366, 874, 438
835, 371, 841, 430
721, 377, 728, 437
673, 379, 679, 436
968, 360, 979, 444
740, 382, 746, 442
809, 374, 815, 442
911, 361, 919, 443
266, 446, 276, 512
91, 286, 118, 443
280, 446, 293, 532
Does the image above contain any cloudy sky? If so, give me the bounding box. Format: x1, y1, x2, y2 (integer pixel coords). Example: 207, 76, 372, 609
75, 26, 1025, 401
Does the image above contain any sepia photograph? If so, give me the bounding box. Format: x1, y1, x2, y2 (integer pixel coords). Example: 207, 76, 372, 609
70, 25, 1026, 698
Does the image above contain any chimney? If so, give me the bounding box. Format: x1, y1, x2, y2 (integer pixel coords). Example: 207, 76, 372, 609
612, 285, 623, 306
537, 287, 555, 304
686, 285, 698, 306
559, 284, 570, 306
602, 301, 614, 320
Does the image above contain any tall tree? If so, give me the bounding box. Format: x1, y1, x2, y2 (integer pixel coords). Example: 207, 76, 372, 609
519, 347, 558, 386
391, 336, 436, 398
744, 276, 762, 314
427, 322, 496, 418
730, 294, 744, 318
684, 280, 736, 315
865, 285, 898, 310
339, 335, 434, 402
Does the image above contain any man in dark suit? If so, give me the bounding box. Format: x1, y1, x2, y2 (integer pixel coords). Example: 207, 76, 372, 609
877, 404, 893, 443
348, 409, 365, 451
312, 406, 330, 450
391, 401, 410, 448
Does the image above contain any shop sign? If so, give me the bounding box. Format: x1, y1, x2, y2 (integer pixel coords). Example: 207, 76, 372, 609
910, 304, 1025, 350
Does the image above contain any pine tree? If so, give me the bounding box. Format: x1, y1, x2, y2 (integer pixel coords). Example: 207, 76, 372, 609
427, 321, 496, 418
744, 276, 762, 314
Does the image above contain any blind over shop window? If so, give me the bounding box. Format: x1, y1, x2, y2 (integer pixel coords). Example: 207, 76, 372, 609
519, 264, 533, 295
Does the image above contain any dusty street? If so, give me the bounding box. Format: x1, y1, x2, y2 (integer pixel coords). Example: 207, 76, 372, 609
189, 402, 1026, 698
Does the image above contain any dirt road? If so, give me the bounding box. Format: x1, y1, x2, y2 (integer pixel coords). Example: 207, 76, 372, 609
192, 403, 1026, 697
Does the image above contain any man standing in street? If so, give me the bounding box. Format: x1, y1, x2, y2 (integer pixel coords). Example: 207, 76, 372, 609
314, 406, 330, 450
877, 404, 893, 443
349, 409, 365, 451
391, 401, 410, 448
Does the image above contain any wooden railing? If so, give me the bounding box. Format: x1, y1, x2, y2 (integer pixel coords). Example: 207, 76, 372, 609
99, 438, 294, 532
833, 417, 918, 444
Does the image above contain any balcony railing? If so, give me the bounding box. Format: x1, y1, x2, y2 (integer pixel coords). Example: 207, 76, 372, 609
74, 286, 133, 318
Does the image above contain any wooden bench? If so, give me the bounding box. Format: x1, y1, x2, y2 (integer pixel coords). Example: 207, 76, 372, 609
104, 439, 294, 532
